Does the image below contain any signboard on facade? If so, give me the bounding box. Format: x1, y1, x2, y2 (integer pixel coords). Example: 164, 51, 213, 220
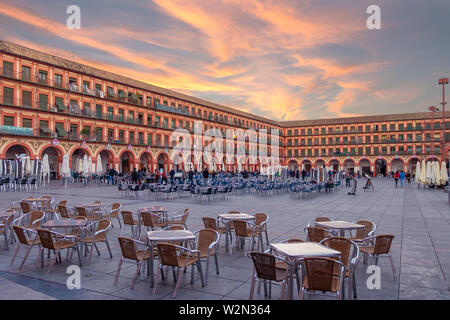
0, 125, 33, 136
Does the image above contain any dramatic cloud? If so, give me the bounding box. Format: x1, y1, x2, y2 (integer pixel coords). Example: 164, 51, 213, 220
1, 0, 449, 120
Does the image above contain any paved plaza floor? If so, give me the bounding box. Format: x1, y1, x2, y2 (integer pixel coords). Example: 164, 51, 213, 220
0, 178, 449, 300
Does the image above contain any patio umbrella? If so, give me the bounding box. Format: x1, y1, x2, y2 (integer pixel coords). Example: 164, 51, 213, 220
61, 154, 70, 178
42, 154, 50, 184
76, 157, 83, 173
419, 159, 426, 184
441, 161, 448, 185
414, 161, 421, 183
434, 161, 441, 185
24, 156, 31, 176
88, 156, 93, 176
96, 155, 103, 175
82, 154, 89, 177
0, 160, 2, 178
426, 161, 432, 185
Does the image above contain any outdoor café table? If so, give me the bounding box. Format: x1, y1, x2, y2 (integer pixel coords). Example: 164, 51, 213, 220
270, 242, 341, 300
138, 206, 168, 226
218, 213, 256, 253
314, 220, 365, 237
42, 219, 88, 266
147, 229, 196, 287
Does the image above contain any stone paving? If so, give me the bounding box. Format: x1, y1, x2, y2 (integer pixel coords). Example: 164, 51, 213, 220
0, 178, 449, 300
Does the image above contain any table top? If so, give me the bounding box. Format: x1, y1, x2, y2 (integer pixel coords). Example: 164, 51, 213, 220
270, 242, 341, 258
23, 197, 51, 202
139, 206, 167, 213
76, 203, 102, 208
315, 220, 364, 230
147, 230, 195, 242
218, 213, 255, 220
42, 219, 89, 228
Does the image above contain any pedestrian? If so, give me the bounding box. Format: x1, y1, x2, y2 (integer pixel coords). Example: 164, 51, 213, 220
399, 171, 405, 188
393, 171, 399, 188
406, 171, 411, 183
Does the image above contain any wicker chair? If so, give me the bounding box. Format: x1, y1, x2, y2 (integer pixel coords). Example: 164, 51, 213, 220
232, 220, 264, 254
254, 213, 270, 245
248, 251, 290, 300
34, 229, 82, 273
305, 226, 332, 242
153, 242, 204, 298
120, 211, 141, 238
191, 229, 220, 284
76, 206, 101, 221
141, 211, 166, 231
0, 222, 8, 250
16, 211, 45, 230
307, 217, 333, 227
320, 236, 360, 299
102, 203, 122, 228
167, 208, 190, 229
114, 236, 151, 289
58, 205, 75, 219
19, 201, 33, 215
10, 226, 40, 269
349, 220, 376, 243
361, 235, 396, 278
202, 217, 229, 245
296, 257, 346, 300
79, 219, 113, 265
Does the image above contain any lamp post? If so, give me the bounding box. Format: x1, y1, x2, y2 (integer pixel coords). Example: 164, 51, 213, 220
429, 105, 438, 159
438, 78, 448, 164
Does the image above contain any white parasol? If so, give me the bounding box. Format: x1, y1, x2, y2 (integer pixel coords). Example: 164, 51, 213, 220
426, 161, 432, 185
440, 161, 448, 185
42, 154, 50, 184
96, 155, 103, 175
82, 154, 89, 177
414, 160, 421, 183
434, 161, 441, 185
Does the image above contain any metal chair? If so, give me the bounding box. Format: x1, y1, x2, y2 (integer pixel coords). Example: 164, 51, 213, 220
361, 235, 396, 278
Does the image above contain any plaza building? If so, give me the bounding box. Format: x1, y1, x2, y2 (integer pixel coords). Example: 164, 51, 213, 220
1, 40, 449, 178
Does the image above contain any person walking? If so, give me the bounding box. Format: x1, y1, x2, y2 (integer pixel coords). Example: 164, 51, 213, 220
131, 168, 138, 184
393, 171, 399, 188
399, 171, 405, 188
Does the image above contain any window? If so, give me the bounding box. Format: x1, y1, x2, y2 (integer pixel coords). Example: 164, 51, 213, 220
129, 131, 135, 144
21, 66, 31, 81
39, 94, 48, 110
119, 130, 125, 143
3, 87, 14, 105
54, 74, 63, 87
22, 118, 32, 128
96, 127, 103, 141
2, 61, 13, 77
147, 133, 153, 145
156, 134, 161, 146
38, 70, 48, 85
3, 116, 14, 126
22, 90, 32, 107
55, 122, 66, 138
147, 97, 152, 107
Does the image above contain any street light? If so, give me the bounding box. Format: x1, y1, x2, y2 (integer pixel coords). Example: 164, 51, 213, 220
438, 77, 448, 164
429, 106, 439, 158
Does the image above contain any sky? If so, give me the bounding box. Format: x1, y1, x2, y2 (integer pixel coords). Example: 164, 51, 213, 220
1, 0, 449, 121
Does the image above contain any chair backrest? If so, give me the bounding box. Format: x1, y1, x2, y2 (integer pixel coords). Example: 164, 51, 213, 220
373, 235, 394, 254
13, 225, 32, 245
355, 220, 376, 239
179, 209, 190, 223
233, 220, 249, 237
308, 216, 332, 227
57, 200, 67, 207
197, 229, 218, 255
29, 211, 45, 228
110, 203, 121, 217
20, 201, 32, 214
228, 210, 240, 214
121, 211, 136, 226
58, 206, 72, 219
306, 227, 331, 242
141, 211, 162, 228
320, 237, 352, 266
254, 213, 268, 227
301, 257, 342, 292
76, 207, 88, 217
249, 252, 278, 281
283, 238, 304, 243
202, 217, 218, 230
157, 242, 180, 267
118, 236, 139, 260
37, 229, 56, 250
96, 219, 112, 239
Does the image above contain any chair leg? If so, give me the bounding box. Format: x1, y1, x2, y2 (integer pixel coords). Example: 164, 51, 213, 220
214, 253, 219, 275
280, 279, 287, 300
249, 274, 256, 300
105, 240, 113, 258
153, 264, 161, 294
205, 255, 210, 285
19, 245, 34, 270
114, 257, 124, 285
173, 267, 185, 298
10, 243, 21, 266
196, 260, 205, 287
131, 260, 143, 289
389, 254, 396, 279
33, 247, 44, 271
46, 250, 59, 274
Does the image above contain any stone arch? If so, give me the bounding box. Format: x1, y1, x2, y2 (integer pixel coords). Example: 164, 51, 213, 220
3, 142, 33, 159
120, 150, 134, 173
41, 146, 63, 179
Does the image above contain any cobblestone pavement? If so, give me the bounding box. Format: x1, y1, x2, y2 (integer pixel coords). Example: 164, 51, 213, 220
0, 178, 449, 300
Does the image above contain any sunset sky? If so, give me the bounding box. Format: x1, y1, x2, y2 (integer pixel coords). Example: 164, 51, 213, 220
1, 0, 449, 121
